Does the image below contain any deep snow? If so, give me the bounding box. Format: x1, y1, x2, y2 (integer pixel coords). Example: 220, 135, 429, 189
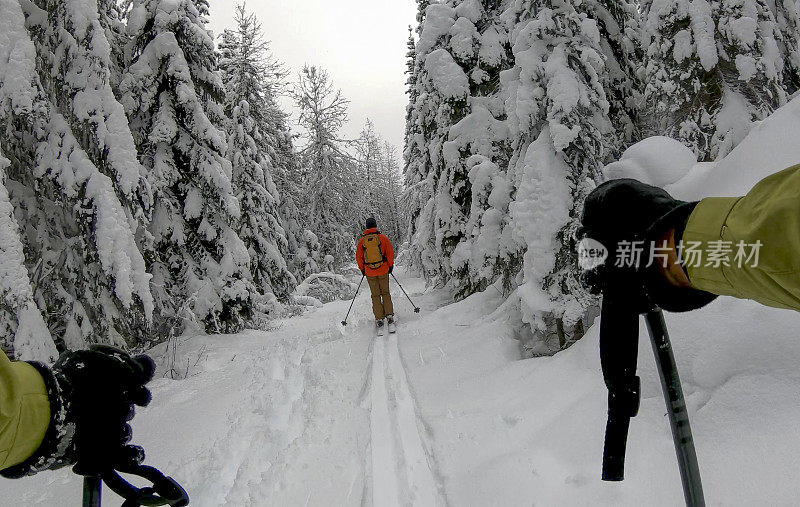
4, 266, 800, 506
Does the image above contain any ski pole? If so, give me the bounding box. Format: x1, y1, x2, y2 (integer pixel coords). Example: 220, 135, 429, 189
83, 476, 101, 507
599, 289, 705, 506
341, 275, 365, 326
645, 310, 705, 506
390, 273, 420, 313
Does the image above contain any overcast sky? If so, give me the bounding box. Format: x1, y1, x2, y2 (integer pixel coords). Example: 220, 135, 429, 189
208, 0, 417, 154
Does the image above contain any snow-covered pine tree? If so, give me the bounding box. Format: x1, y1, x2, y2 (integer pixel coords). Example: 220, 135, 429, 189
219, 4, 295, 307
226, 37, 310, 286
0, 0, 153, 353
121, 0, 256, 334
403, 4, 440, 281
97, 0, 130, 89
416, 0, 432, 35
268, 118, 317, 283
576, 0, 642, 147
380, 141, 406, 246
294, 65, 355, 268
501, 0, 612, 354
21, 0, 151, 225
405, 0, 515, 297
355, 119, 384, 226
641, 0, 785, 161
0, 143, 57, 362
773, 0, 800, 95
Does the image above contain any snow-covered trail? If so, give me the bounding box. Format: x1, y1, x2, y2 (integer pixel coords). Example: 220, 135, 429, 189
0, 268, 445, 507
369, 327, 443, 507
8, 263, 800, 505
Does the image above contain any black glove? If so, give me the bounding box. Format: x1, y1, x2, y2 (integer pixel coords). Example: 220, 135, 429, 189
360, 269, 366, 276
580, 178, 695, 247
389, 265, 394, 274
2, 345, 155, 478
578, 178, 717, 312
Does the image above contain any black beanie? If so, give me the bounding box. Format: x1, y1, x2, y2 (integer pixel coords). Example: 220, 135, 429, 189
366, 217, 377, 229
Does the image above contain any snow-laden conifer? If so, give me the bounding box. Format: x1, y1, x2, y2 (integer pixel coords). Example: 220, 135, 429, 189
219, 5, 296, 308
121, 0, 255, 333
0, 0, 153, 351
23, 0, 150, 220
576, 0, 642, 146
499, 0, 612, 353
405, 1, 516, 296
0, 144, 57, 362
641, 0, 785, 160
773, 0, 800, 94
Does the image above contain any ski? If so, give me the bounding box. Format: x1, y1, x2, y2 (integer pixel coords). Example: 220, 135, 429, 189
388, 320, 397, 334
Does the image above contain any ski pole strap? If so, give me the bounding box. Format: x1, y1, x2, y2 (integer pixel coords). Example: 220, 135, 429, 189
101, 464, 189, 507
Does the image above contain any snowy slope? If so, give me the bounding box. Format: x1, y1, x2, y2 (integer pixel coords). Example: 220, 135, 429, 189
397, 288, 800, 506
667, 94, 800, 200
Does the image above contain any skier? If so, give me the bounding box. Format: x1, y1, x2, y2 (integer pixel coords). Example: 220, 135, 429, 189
356, 217, 396, 333
579, 162, 800, 312
0, 346, 154, 477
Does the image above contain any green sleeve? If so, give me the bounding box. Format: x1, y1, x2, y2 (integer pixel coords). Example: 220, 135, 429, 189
0, 352, 50, 470
684, 163, 800, 311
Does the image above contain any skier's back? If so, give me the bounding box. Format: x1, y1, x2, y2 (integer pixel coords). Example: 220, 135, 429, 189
356, 217, 395, 332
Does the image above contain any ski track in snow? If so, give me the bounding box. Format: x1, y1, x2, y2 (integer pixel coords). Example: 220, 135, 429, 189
369, 325, 443, 507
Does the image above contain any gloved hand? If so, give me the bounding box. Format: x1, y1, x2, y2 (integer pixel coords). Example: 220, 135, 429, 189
388, 265, 394, 274
1, 345, 155, 478
578, 178, 717, 312
580, 178, 694, 247
360, 269, 366, 276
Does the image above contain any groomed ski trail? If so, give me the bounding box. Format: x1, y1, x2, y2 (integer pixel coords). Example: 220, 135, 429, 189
369, 325, 444, 506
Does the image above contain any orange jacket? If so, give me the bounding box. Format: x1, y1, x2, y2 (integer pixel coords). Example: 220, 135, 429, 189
356, 228, 394, 277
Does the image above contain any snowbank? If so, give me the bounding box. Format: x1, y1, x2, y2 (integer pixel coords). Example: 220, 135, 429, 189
607, 95, 800, 201
397, 285, 800, 505
293, 271, 358, 304
669, 94, 800, 200
603, 136, 697, 187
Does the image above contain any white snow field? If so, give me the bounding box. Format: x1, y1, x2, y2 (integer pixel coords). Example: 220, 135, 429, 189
5, 94, 800, 507
4, 267, 800, 506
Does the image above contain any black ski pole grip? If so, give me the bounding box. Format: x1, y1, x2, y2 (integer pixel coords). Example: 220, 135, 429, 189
602, 415, 631, 481
83, 475, 101, 507
602, 375, 640, 481
598, 288, 641, 482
